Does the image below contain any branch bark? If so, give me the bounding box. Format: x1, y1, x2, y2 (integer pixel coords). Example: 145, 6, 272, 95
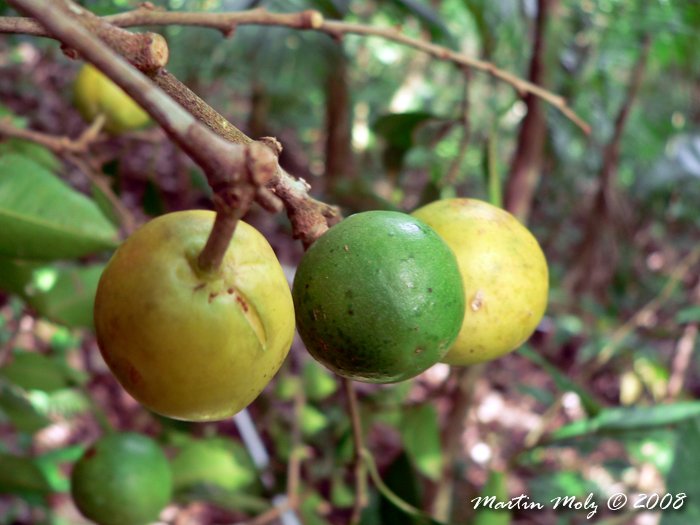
1, 4, 590, 134
6, 0, 340, 253
504, 0, 554, 223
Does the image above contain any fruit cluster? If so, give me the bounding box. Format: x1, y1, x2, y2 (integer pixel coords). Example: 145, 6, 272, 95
93, 199, 548, 422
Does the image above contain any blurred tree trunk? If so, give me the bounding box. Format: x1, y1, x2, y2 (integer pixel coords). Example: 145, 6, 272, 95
504, 0, 555, 223
247, 76, 269, 141
566, 35, 652, 299
324, 47, 356, 194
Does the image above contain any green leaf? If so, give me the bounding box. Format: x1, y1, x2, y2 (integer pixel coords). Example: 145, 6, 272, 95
300, 489, 333, 525
301, 405, 330, 437
171, 437, 259, 493
550, 402, 700, 441
89, 181, 121, 227
0, 256, 106, 328
659, 418, 700, 525
34, 445, 85, 493
330, 470, 355, 509
0, 384, 51, 433
1, 351, 86, 392
676, 306, 700, 324
381, 0, 457, 49
473, 470, 511, 525
363, 449, 448, 525
518, 345, 602, 416
373, 112, 435, 150
0, 453, 53, 494
0, 139, 62, 174
380, 452, 422, 525
0, 154, 119, 260
302, 360, 338, 402
400, 404, 443, 481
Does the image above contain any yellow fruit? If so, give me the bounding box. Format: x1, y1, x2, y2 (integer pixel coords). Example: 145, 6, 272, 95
412, 199, 548, 365
70, 432, 172, 525
94, 211, 295, 421
73, 63, 151, 135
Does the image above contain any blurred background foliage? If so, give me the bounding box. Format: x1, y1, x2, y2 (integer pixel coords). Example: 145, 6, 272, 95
1, 0, 700, 524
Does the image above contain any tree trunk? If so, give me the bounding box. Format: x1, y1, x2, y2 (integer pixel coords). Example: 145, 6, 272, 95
324, 47, 355, 194
504, 0, 554, 223
566, 35, 652, 299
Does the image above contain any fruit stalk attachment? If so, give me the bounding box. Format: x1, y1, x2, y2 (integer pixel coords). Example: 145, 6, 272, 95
196, 139, 283, 274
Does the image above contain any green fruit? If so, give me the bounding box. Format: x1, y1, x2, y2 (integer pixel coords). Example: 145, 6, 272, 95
73, 63, 151, 135
412, 198, 549, 365
94, 210, 295, 422
70, 433, 172, 525
292, 211, 465, 383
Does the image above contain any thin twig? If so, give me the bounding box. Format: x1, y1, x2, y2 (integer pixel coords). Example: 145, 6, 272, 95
443, 69, 472, 188
667, 323, 698, 402
431, 364, 483, 522
8, 0, 288, 274
286, 389, 306, 507
0, 115, 102, 154
0, 5, 590, 133
343, 377, 368, 524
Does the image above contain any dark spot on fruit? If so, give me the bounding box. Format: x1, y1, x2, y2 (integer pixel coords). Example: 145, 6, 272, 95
348, 310, 354, 315
227, 288, 234, 294
236, 296, 249, 312
470, 349, 474, 353
428, 288, 433, 293
305, 284, 309, 289
84, 446, 97, 459
193, 283, 206, 291
123, 359, 142, 385
208, 292, 218, 303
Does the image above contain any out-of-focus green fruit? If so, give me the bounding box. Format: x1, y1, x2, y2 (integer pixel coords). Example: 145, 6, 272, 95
70, 433, 172, 525
292, 211, 465, 383
73, 63, 151, 135
94, 210, 295, 421
412, 198, 548, 365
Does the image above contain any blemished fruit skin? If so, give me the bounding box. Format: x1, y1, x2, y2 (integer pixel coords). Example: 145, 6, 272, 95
73, 63, 151, 135
94, 211, 295, 421
292, 211, 465, 383
412, 198, 549, 366
70, 433, 172, 525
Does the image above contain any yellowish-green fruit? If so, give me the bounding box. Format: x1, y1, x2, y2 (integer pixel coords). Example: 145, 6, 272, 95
73, 63, 151, 135
412, 199, 548, 366
94, 210, 295, 421
70, 433, 172, 525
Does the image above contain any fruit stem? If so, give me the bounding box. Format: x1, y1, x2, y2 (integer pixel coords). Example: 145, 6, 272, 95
343, 377, 368, 523
197, 206, 245, 274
